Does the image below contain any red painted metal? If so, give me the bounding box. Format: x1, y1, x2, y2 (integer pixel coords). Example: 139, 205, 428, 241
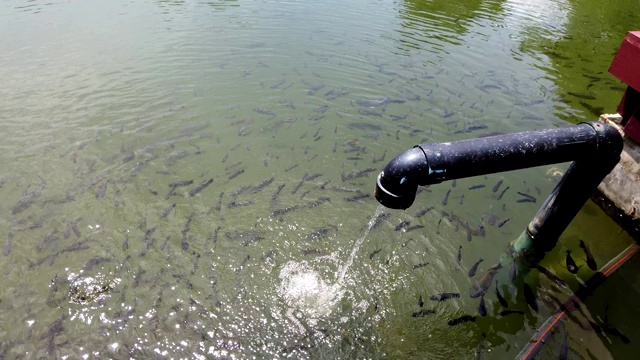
609, 31, 640, 143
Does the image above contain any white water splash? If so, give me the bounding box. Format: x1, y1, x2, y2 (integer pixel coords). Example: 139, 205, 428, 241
336, 204, 385, 285
277, 205, 386, 320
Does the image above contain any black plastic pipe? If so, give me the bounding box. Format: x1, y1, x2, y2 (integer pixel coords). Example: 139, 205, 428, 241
375, 122, 621, 209
375, 121, 622, 260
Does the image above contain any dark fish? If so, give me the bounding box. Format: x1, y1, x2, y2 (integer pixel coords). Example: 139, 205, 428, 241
469, 184, 486, 190
496, 281, 508, 308
499, 309, 524, 316
470, 260, 502, 298
430, 293, 460, 301
304, 173, 322, 181
96, 180, 109, 198
478, 296, 487, 316
344, 193, 371, 202
169, 179, 194, 188
442, 189, 451, 206
303, 248, 325, 256
405, 225, 424, 232
228, 169, 245, 180
3, 231, 13, 256
291, 179, 304, 194
566, 249, 579, 274
272, 205, 300, 217
579, 240, 597, 271
369, 249, 382, 259
418, 295, 424, 308
412, 262, 429, 269
492, 179, 504, 193
516, 198, 536, 203
284, 164, 298, 172
459, 194, 465, 205
509, 261, 517, 282
253, 108, 276, 117
487, 205, 496, 226
496, 185, 510, 200
468, 258, 484, 277
497, 217, 511, 228
523, 283, 538, 312
456, 245, 462, 272
214, 192, 224, 211
448, 315, 476, 326
395, 221, 411, 231
476, 332, 486, 360
415, 206, 434, 217
559, 330, 568, 360
189, 178, 214, 197
533, 263, 567, 288
412, 309, 436, 317
603, 326, 631, 344
250, 177, 275, 194
517, 192, 537, 202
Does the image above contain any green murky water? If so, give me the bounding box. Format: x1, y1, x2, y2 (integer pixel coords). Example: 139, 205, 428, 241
1, 0, 639, 358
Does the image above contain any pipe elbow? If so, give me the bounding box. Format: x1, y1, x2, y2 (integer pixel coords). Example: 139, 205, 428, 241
375, 147, 429, 209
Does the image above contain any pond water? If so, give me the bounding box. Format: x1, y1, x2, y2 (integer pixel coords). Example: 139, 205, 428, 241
1, 0, 639, 358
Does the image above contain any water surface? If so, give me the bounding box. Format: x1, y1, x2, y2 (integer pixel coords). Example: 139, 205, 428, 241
0, 0, 638, 358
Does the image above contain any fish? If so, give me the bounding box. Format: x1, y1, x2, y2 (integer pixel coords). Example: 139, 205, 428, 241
478, 296, 487, 316
523, 283, 538, 312
228, 169, 245, 180
487, 205, 496, 226
405, 225, 424, 232
579, 240, 597, 271
96, 180, 109, 198
355, 97, 405, 108
448, 315, 476, 326
517, 191, 537, 202
253, 108, 276, 117
418, 295, 424, 308
442, 189, 451, 205
496, 185, 510, 200
456, 245, 462, 272
430, 293, 460, 301
169, 179, 194, 188
3, 231, 13, 256
395, 221, 411, 231
470, 260, 502, 298
516, 198, 536, 203
469, 184, 486, 190
566, 249, 579, 274
412, 262, 429, 269
415, 206, 434, 217
492, 179, 504, 193
302, 248, 325, 256
189, 178, 214, 197
304, 173, 322, 181
559, 330, 568, 360
412, 309, 436, 318
369, 249, 382, 259
476, 332, 486, 360
603, 326, 631, 344
533, 263, 567, 288
291, 179, 304, 195
468, 258, 484, 277
497, 217, 511, 228
459, 194, 465, 205
509, 261, 517, 282
452, 179, 457, 187
496, 281, 508, 308
499, 309, 524, 316
344, 193, 371, 202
